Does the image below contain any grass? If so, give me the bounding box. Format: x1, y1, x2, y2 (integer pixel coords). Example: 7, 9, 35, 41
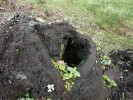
22, 0, 133, 52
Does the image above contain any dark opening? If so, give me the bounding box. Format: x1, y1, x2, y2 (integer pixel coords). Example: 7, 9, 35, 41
62, 36, 90, 67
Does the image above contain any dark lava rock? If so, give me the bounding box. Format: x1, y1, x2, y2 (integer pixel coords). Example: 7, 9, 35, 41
62, 32, 104, 100
0, 15, 104, 100
109, 49, 133, 100
0, 16, 65, 100
109, 49, 133, 69
36, 23, 104, 100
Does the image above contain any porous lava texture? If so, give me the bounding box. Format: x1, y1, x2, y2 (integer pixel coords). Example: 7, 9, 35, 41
109, 49, 133, 100
0, 15, 104, 100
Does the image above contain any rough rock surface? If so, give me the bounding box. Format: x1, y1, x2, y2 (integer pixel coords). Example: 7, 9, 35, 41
63, 33, 104, 100
0, 15, 104, 100
36, 23, 104, 100
0, 16, 65, 100
109, 49, 133, 100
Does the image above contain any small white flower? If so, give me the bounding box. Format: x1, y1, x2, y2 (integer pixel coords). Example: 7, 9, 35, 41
57, 60, 64, 64
124, 69, 128, 72
120, 76, 123, 79
47, 84, 54, 92
57, 60, 66, 66
96, 60, 98, 64
9, 80, 12, 84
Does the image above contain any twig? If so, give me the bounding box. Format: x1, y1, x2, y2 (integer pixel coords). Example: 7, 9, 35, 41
0, 7, 9, 11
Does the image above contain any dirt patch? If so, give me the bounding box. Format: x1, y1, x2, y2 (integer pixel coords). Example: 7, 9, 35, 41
111, 23, 133, 36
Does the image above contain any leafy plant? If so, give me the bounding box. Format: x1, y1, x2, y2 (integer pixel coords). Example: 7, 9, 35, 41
18, 92, 52, 100
100, 55, 112, 70
52, 60, 80, 91
18, 92, 34, 100
103, 75, 117, 88
120, 92, 125, 100
100, 55, 117, 88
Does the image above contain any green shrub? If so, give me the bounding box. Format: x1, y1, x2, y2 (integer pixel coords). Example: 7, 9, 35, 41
103, 75, 117, 88
52, 60, 80, 91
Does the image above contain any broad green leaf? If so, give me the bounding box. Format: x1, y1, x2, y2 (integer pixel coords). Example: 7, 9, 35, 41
59, 65, 65, 71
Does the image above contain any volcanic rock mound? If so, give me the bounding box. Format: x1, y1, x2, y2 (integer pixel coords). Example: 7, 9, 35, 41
0, 15, 104, 100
